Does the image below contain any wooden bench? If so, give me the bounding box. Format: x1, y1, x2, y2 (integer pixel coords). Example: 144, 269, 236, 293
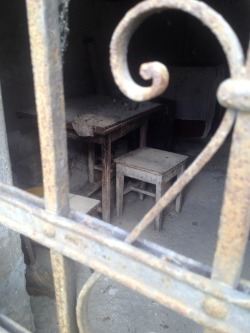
26, 187, 100, 215
69, 193, 100, 216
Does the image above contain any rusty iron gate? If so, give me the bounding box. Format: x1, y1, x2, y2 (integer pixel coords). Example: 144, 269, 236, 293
0, 0, 250, 332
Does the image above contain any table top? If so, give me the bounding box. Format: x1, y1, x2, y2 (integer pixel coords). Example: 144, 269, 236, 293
18, 95, 161, 137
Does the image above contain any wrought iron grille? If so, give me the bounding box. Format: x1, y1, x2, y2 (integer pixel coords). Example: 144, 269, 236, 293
0, 0, 250, 332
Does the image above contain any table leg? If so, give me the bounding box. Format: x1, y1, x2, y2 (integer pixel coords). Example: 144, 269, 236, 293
102, 136, 112, 222
140, 118, 148, 147
88, 143, 95, 183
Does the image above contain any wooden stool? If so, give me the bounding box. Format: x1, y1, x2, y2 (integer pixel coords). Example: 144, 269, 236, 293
114, 147, 188, 230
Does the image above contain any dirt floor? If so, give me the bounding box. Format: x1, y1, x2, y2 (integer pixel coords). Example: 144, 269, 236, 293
29, 136, 250, 333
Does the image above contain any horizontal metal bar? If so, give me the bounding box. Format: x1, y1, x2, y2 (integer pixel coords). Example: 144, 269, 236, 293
0, 314, 30, 333
0, 182, 250, 295
0, 184, 250, 332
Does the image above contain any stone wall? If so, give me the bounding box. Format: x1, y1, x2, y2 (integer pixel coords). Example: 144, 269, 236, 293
0, 86, 34, 331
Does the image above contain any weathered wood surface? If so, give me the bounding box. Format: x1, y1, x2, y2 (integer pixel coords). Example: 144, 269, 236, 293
114, 147, 188, 175
18, 96, 160, 137
69, 193, 100, 215
18, 97, 161, 222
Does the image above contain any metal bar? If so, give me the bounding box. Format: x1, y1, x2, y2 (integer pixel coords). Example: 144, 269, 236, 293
0, 183, 212, 277
205, 42, 250, 333
0, 314, 30, 333
205, 117, 250, 333
76, 271, 101, 333
212, 113, 250, 286
0, 188, 250, 332
25, 1, 77, 332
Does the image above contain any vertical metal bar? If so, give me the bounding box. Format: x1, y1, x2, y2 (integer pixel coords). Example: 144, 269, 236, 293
211, 113, 250, 286
204, 114, 250, 332
25, 1, 78, 332
205, 66, 250, 331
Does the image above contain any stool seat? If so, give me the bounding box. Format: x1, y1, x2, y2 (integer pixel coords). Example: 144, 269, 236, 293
114, 148, 187, 175
114, 148, 188, 230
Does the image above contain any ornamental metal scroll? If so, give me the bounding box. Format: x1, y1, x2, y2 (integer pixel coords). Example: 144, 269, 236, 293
77, 0, 250, 332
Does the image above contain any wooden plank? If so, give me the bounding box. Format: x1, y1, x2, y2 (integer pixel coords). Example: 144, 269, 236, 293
130, 187, 155, 198
109, 117, 145, 142
81, 180, 102, 197
69, 194, 100, 215
17, 96, 161, 136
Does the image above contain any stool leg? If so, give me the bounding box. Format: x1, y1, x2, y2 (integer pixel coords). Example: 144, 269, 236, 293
116, 165, 124, 217
176, 164, 185, 212
155, 177, 164, 231
139, 182, 146, 200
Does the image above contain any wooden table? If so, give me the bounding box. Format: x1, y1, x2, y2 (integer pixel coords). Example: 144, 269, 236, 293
18, 96, 161, 222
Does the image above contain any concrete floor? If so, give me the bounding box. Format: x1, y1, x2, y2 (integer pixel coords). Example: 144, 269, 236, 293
30, 137, 250, 333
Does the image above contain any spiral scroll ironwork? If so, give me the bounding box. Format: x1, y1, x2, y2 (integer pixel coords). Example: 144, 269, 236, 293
110, 0, 244, 102
76, 0, 249, 332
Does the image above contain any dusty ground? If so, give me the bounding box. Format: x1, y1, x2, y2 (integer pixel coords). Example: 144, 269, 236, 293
29, 137, 250, 333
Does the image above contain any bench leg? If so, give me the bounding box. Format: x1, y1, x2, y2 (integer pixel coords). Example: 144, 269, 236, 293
155, 177, 164, 231
176, 164, 185, 213
116, 165, 124, 217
